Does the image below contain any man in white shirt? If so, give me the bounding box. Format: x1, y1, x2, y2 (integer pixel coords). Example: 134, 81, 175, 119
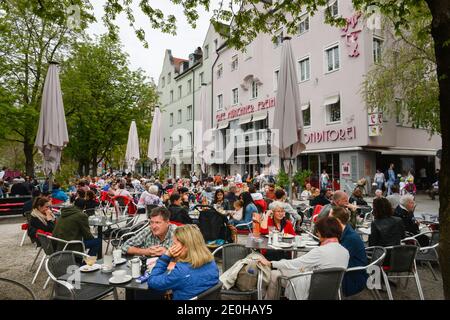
234, 171, 242, 184
191, 172, 198, 184
0, 167, 6, 180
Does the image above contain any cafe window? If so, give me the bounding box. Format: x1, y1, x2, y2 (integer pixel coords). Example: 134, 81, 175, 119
170, 113, 174, 126
298, 14, 310, 35
251, 81, 258, 99
299, 56, 310, 82
232, 88, 239, 105
217, 94, 223, 110
231, 55, 238, 71
327, 101, 341, 123
325, 44, 340, 72
217, 64, 223, 79
302, 104, 311, 127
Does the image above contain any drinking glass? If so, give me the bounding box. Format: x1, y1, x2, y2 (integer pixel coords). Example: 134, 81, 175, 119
84, 255, 97, 266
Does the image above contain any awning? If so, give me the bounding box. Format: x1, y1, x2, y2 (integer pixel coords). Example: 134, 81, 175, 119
364, 147, 438, 156
252, 112, 267, 122
323, 95, 340, 106
238, 115, 253, 125
216, 121, 229, 130
302, 147, 363, 154
300, 102, 310, 111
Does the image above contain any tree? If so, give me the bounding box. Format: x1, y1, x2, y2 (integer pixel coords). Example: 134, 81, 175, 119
0, 0, 93, 176
363, 4, 440, 134
60, 36, 158, 176
2, 0, 449, 298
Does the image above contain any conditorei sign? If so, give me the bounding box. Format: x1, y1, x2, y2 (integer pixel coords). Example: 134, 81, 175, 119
216, 97, 276, 122
304, 126, 356, 144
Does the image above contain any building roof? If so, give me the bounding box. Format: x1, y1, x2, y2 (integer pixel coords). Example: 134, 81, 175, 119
171, 57, 188, 73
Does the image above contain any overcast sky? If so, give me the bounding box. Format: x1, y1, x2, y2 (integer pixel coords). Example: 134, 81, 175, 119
87, 1, 221, 84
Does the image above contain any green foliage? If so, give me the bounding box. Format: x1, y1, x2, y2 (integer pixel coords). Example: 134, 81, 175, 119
362, 3, 440, 134
158, 165, 170, 182
0, 0, 93, 175
275, 169, 289, 189
293, 169, 313, 188
60, 35, 158, 175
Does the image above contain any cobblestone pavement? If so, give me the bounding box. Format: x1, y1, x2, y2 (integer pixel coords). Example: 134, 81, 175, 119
0, 200, 444, 300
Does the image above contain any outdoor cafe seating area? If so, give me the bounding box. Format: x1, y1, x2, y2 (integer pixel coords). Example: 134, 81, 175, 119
2, 175, 441, 301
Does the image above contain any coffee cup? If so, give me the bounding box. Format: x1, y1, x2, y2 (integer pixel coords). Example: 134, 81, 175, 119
112, 270, 127, 282
113, 249, 122, 263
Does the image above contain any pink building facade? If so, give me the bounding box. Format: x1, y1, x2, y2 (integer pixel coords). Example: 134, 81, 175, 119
210, 0, 441, 191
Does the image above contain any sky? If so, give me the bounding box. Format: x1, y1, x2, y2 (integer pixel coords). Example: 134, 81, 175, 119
87, 1, 222, 84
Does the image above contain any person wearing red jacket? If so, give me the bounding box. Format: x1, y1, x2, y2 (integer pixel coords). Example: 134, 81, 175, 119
259, 205, 296, 236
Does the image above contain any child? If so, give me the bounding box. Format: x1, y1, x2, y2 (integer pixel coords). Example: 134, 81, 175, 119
230, 199, 243, 221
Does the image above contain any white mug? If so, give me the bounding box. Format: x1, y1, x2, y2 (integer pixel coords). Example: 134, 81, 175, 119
131, 258, 141, 278
113, 249, 122, 263
112, 270, 126, 281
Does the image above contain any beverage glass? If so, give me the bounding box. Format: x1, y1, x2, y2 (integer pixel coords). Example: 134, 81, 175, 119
113, 249, 122, 263
103, 255, 113, 269
84, 255, 97, 266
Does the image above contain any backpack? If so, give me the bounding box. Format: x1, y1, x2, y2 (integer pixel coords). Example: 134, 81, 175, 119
235, 260, 258, 292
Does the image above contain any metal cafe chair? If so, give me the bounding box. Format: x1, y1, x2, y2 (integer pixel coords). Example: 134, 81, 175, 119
381, 245, 424, 300
45, 251, 115, 300
277, 267, 346, 300
212, 244, 262, 300
0, 277, 37, 300
190, 281, 223, 300
345, 246, 386, 300
402, 231, 440, 280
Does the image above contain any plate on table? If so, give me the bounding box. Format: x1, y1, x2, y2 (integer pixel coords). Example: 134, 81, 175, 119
109, 275, 132, 284
114, 258, 127, 265
282, 234, 295, 239
79, 264, 102, 272
305, 241, 319, 246
272, 242, 292, 249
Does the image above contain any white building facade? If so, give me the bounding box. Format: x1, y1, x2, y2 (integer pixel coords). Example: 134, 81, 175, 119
158, 25, 226, 178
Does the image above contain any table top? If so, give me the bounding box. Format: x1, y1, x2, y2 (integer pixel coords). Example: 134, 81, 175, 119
245, 236, 318, 252
88, 215, 130, 227
59, 257, 148, 291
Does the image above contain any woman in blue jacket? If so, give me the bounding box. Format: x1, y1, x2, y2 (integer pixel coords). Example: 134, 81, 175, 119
148, 224, 219, 300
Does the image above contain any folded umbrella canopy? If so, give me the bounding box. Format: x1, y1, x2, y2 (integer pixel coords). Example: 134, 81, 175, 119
194, 84, 210, 173
272, 37, 306, 173
125, 120, 140, 172
147, 107, 164, 169
34, 62, 69, 176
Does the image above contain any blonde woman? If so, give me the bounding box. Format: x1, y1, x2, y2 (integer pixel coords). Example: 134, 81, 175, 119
147, 224, 219, 300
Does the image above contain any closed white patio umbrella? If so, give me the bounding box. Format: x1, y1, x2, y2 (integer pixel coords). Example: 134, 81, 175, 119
34, 62, 69, 190
272, 37, 306, 190
147, 107, 164, 170
194, 84, 210, 174
125, 120, 140, 172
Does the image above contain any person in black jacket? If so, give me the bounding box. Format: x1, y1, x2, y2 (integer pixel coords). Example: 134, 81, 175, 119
28, 197, 56, 245
309, 189, 331, 207
369, 197, 405, 247
394, 195, 428, 246
168, 193, 193, 224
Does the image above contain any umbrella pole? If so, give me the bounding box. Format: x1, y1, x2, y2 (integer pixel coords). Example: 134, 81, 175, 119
48, 172, 53, 193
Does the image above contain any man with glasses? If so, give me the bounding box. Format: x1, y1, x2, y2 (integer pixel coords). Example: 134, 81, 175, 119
121, 207, 176, 256
394, 194, 428, 246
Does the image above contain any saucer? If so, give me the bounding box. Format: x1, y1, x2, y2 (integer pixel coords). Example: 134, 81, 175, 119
271, 242, 292, 248
79, 264, 101, 272
109, 275, 132, 284
114, 258, 127, 265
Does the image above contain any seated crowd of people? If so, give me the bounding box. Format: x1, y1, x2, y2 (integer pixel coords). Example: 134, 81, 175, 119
22, 171, 433, 300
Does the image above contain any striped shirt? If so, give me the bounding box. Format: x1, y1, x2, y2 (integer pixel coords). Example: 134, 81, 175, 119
121, 224, 177, 254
